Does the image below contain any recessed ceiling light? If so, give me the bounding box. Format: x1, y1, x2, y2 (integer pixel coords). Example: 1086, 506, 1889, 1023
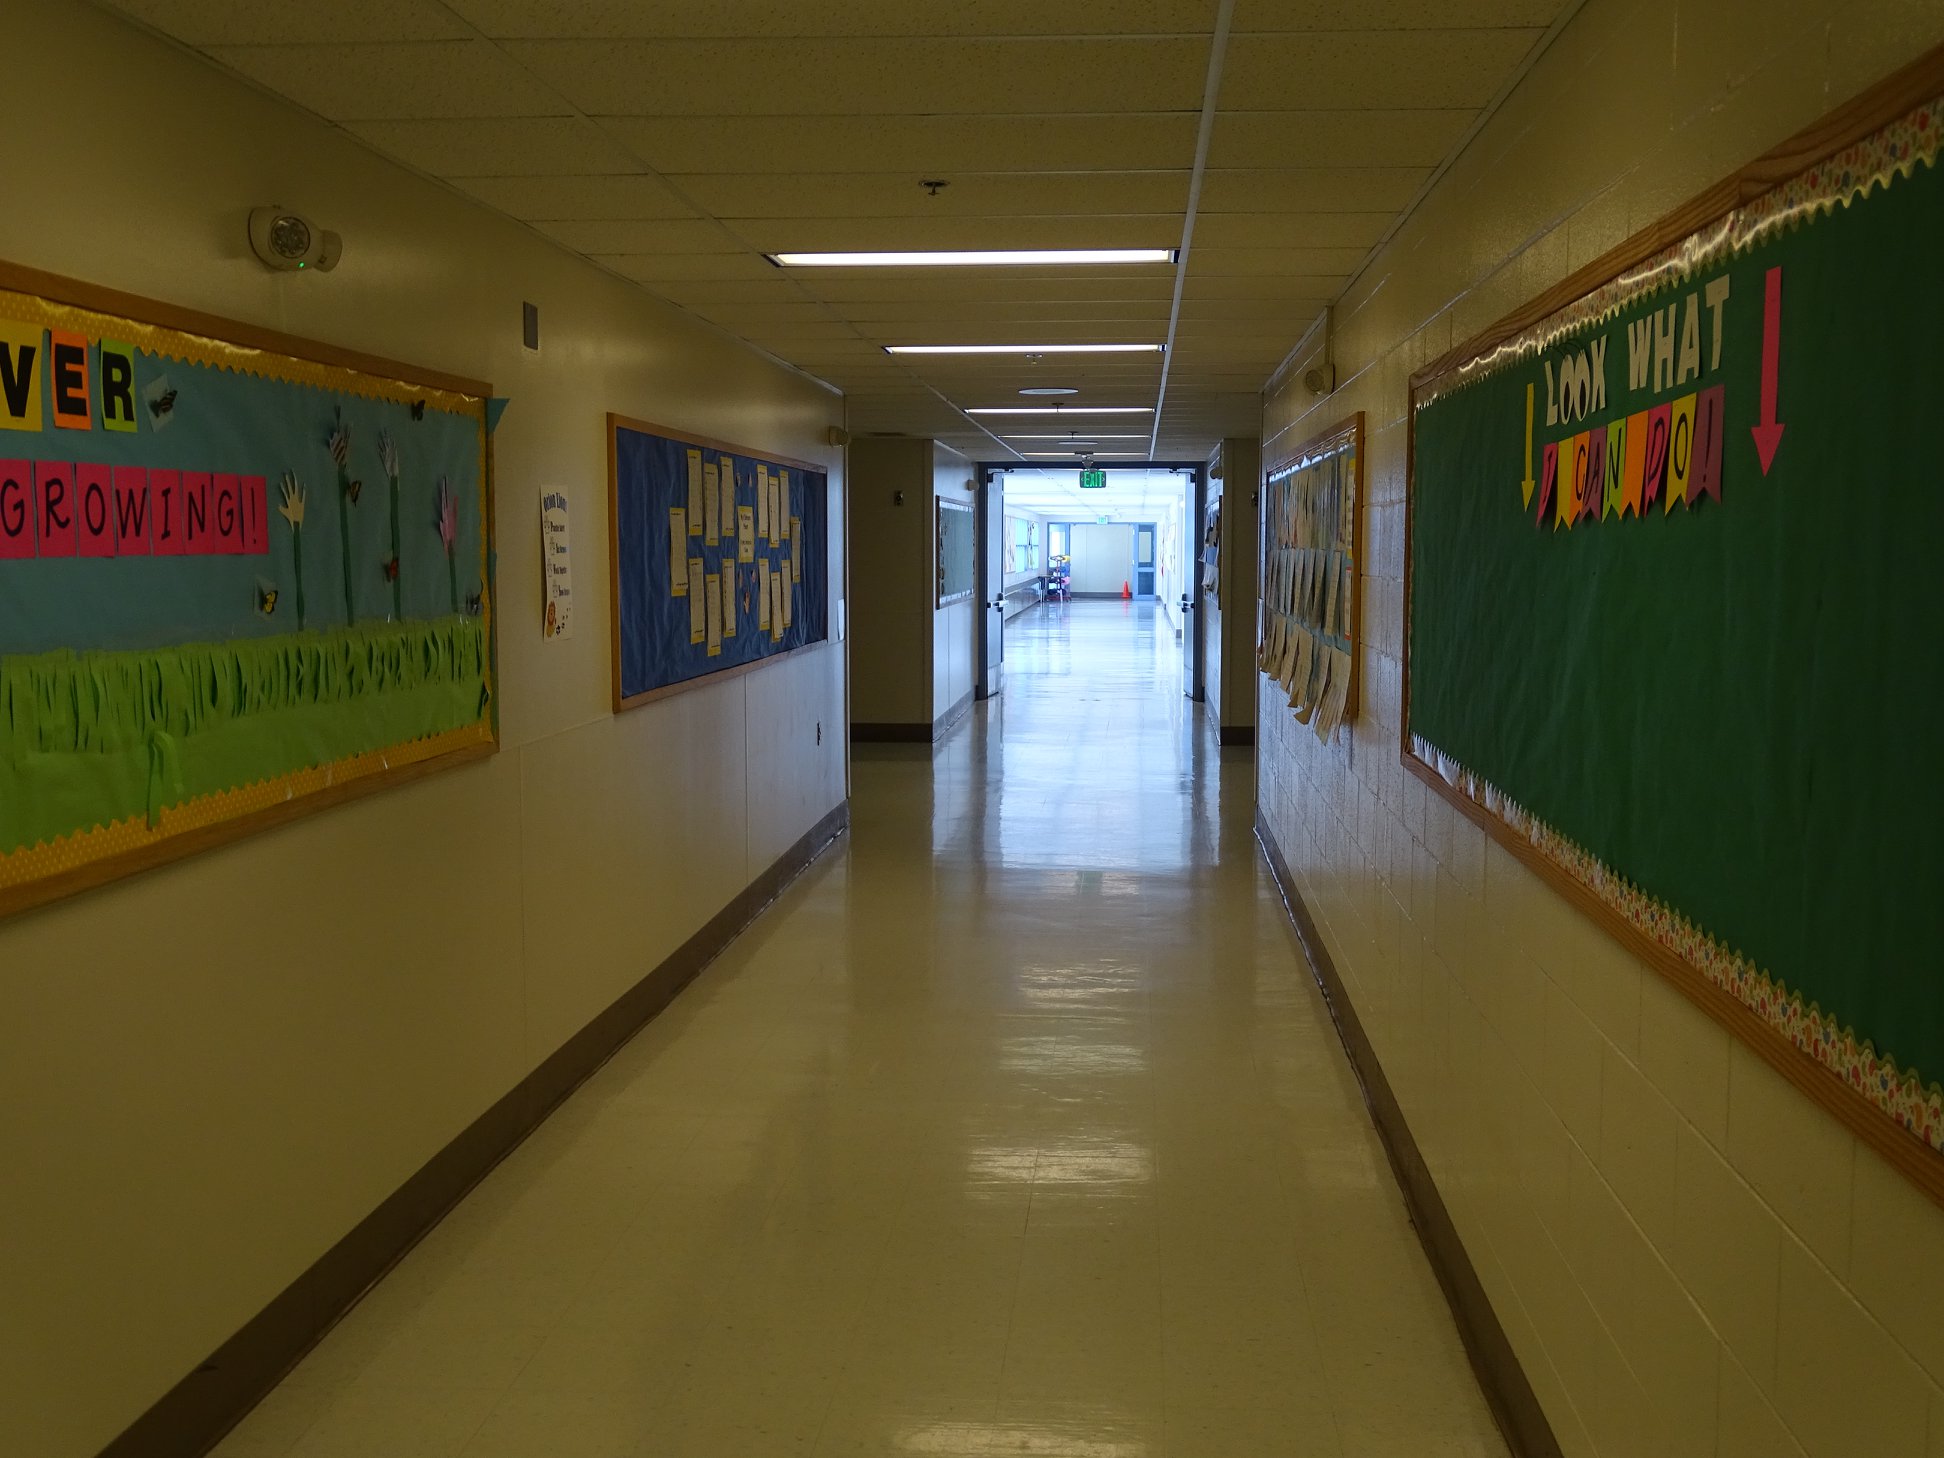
1018, 387, 1079, 397
1003, 433, 1148, 439
1021, 451, 1146, 458
967, 406, 1153, 416
768, 249, 1176, 268
886, 343, 1162, 355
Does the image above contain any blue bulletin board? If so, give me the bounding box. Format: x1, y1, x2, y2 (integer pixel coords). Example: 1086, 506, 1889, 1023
607, 415, 828, 709
0, 260, 496, 918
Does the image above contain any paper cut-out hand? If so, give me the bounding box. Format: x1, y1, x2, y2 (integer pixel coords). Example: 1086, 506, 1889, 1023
278, 475, 307, 528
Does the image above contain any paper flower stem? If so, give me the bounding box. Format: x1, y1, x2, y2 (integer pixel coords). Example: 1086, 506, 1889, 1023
291, 525, 307, 629
388, 472, 402, 620
336, 464, 356, 625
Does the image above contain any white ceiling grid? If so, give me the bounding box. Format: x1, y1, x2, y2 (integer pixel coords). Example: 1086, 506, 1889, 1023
99, 0, 1568, 461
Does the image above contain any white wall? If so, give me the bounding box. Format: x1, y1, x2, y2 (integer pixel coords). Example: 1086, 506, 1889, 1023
1257, 4, 1944, 1457
0, 6, 845, 1456
1068, 521, 1134, 595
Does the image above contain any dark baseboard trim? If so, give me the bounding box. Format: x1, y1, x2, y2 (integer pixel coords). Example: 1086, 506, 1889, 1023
104, 800, 852, 1458
1254, 813, 1562, 1458
1219, 725, 1255, 747
850, 722, 933, 743
934, 689, 974, 737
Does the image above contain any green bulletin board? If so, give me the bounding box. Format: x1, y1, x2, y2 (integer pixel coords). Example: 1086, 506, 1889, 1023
0, 262, 496, 917
1405, 72, 1944, 1193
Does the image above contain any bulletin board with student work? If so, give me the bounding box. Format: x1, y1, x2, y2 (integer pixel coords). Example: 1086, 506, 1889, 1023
1405, 54, 1944, 1202
0, 262, 496, 920
607, 415, 828, 710
1258, 413, 1360, 744
936, 499, 974, 606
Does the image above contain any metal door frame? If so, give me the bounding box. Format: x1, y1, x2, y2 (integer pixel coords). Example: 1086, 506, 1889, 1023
978, 460, 1207, 701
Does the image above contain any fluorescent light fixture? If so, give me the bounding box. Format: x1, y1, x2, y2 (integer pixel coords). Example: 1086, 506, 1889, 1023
1003, 433, 1148, 439
967, 406, 1153, 416
1018, 387, 1079, 396
769, 248, 1176, 268
886, 343, 1161, 355
1021, 451, 1146, 458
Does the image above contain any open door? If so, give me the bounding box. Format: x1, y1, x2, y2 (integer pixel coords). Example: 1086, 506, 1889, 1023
1181, 469, 1203, 700
977, 468, 1004, 700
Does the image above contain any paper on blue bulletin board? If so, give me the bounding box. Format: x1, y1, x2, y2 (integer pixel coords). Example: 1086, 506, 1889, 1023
0, 266, 496, 916
608, 416, 827, 708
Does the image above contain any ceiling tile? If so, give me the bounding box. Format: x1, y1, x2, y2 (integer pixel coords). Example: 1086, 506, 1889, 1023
535, 219, 740, 252
1207, 109, 1474, 168
1190, 213, 1390, 250
1220, 29, 1544, 110
1197, 168, 1427, 214
503, 37, 1209, 115
450, 174, 696, 220
344, 118, 646, 175
597, 253, 787, 282
674, 172, 1191, 220
797, 274, 1178, 305
101, 0, 469, 43
607, 114, 1199, 174
203, 40, 570, 120
451, 1, 1220, 38
732, 216, 1182, 252
1231, 0, 1564, 28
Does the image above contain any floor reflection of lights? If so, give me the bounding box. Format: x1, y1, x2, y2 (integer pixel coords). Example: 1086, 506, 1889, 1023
968, 1139, 1155, 1185
899, 1421, 1149, 1457
999, 1035, 1148, 1075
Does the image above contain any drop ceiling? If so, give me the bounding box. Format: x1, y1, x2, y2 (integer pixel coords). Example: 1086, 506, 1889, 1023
97, 0, 1571, 461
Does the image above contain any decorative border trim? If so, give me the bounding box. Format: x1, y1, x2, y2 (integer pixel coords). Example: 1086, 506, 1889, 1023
1413, 736, 1944, 1154
1417, 98, 1941, 410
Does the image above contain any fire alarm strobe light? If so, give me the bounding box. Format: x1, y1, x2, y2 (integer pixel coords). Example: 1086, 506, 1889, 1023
248, 207, 343, 273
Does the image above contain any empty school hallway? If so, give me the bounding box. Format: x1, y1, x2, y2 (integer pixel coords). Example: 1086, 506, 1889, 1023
205, 600, 1501, 1457
8, 5, 1944, 1458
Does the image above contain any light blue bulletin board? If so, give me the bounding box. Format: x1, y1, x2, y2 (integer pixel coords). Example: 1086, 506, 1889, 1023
0, 262, 497, 917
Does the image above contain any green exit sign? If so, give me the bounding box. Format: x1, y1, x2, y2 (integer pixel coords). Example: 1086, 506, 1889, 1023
1079, 468, 1107, 489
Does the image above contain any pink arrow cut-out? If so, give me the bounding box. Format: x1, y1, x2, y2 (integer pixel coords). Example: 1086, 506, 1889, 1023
1751, 265, 1786, 474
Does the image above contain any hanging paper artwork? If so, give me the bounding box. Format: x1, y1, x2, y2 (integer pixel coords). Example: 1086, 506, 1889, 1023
0, 261, 496, 917
1258, 413, 1361, 743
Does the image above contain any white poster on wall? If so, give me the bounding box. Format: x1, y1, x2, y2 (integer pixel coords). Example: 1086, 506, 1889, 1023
541, 488, 573, 639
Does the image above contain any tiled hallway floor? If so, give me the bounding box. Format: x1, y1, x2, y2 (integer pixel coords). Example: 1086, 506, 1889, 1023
214, 601, 1508, 1458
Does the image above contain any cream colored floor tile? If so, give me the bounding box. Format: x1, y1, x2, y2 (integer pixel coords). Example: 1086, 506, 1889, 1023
218, 604, 1506, 1458
457, 1390, 658, 1458
283, 1383, 502, 1458
207, 1383, 346, 1458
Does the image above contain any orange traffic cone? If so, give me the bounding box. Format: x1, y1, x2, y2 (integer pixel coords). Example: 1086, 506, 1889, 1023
1121, 580, 1132, 599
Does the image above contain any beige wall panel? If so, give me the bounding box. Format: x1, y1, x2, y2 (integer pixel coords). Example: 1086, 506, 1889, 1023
1254, 6, 1944, 1458
0, 5, 845, 1455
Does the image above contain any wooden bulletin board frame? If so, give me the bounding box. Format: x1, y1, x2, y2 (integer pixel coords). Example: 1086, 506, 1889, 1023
605, 413, 828, 713
0, 259, 497, 922
936, 497, 975, 606
1259, 411, 1364, 736
1402, 47, 1944, 1206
